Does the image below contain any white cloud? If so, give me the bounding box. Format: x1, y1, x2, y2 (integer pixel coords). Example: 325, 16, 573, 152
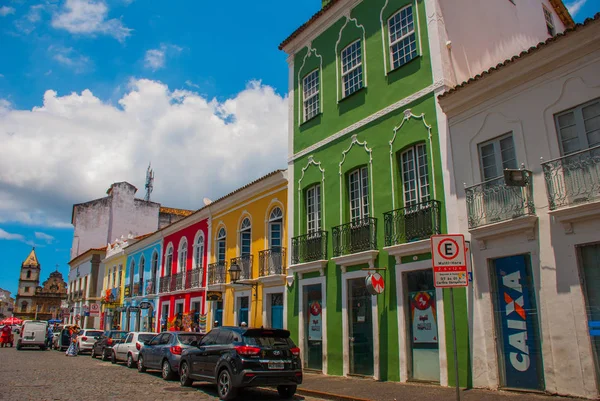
565, 0, 587, 17
0, 6, 15, 16
144, 44, 181, 71
0, 79, 288, 228
0, 228, 24, 241
35, 231, 55, 243
49, 46, 91, 73
51, 0, 132, 42
185, 80, 200, 89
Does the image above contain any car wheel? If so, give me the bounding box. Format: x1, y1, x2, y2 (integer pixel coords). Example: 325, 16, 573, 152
111, 351, 117, 364
126, 354, 134, 369
40, 346, 46, 351
137, 355, 146, 373
90, 347, 96, 358
277, 385, 297, 399
179, 361, 193, 387
162, 360, 174, 380
101, 348, 109, 361
217, 368, 237, 400
16, 342, 21, 351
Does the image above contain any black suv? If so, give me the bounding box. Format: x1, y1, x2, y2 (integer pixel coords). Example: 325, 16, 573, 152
179, 327, 302, 400
91, 330, 128, 361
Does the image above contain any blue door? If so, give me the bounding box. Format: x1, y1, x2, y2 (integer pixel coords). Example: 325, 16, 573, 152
238, 296, 249, 326
215, 301, 223, 327
491, 254, 544, 390
271, 293, 283, 329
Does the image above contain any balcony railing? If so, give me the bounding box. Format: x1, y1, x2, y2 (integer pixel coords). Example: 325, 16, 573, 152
185, 268, 203, 289
135, 280, 143, 296
159, 276, 171, 293
465, 172, 535, 229
230, 255, 253, 281
259, 248, 286, 277
333, 217, 378, 257
171, 271, 185, 291
291, 231, 328, 265
384, 200, 441, 246
542, 145, 600, 210
145, 279, 156, 295
208, 262, 227, 285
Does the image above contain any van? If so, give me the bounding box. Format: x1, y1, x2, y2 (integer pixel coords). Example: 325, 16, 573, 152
17, 320, 49, 350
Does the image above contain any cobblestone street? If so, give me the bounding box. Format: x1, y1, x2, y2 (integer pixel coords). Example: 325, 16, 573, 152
0, 347, 321, 401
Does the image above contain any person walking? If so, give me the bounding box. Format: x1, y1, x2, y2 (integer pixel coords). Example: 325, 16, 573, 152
65, 325, 79, 357
0, 324, 12, 348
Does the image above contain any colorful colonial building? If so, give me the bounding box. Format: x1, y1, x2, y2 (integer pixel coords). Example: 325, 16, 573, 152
280, 0, 572, 387
100, 238, 128, 330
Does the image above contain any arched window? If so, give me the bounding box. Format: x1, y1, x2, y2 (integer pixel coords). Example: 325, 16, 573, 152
217, 228, 226, 263
240, 218, 251, 256
129, 260, 135, 291
269, 207, 283, 251
178, 239, 188, 273
26, 270, 31, 279
194, 232, 205, 270
165, 246, 174, 276
139, 256, 145, 286
151, 251, 159, 293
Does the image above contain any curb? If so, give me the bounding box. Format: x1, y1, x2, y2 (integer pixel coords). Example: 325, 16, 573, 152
297, 388, 375, 401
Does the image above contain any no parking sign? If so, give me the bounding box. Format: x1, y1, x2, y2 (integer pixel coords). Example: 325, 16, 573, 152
431, 234, 468, 288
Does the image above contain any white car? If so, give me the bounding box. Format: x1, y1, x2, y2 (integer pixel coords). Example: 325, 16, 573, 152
111, 332, 155, 368
17, 320, 48, 350
77, 329, 103, 353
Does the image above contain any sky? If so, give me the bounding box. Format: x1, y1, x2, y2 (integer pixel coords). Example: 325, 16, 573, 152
0, 0, 597, 298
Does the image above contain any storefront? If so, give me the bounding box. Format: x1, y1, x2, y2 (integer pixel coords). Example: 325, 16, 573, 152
299, 277, 326, 372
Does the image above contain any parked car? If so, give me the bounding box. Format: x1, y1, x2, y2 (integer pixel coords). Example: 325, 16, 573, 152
178, 327, 302, 400
76, 329, 103, 354
90, 330, 128, 361
16, 320, 49, 350
137, 331, 205, 380
111, 332, 156, 368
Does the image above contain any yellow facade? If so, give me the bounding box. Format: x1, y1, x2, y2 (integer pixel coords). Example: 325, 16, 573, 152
100, 249, 127, 330
206, 171, 287, 330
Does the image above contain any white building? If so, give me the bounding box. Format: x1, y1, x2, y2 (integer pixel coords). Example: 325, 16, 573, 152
438, 14, 600, 399
67, 248, 106, 328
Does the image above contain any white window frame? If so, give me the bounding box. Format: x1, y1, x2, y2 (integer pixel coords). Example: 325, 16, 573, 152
194, 232, 205, 270
129, 260, 135, 291
302, 69, 320, 122
178, 238, 188, 274
543, 5, 556, 36
348, 166, 370, 222
341, 39, 363, 98
400, 143, 430, 207
165, 246, 174, 276
239, 218, 252, 257
306, 184, 322, 234
477, 133, 518, 182
388, 4, 418, 70
269, 207, 284, 249
555, 97, 600, 156
217, 228, 227, 263
139, 255, 145, 285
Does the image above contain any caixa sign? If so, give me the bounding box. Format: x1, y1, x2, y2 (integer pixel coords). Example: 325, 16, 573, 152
494, 255, 543, 390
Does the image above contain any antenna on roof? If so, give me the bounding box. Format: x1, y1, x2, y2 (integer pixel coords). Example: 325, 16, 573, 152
145, 163, 154, 202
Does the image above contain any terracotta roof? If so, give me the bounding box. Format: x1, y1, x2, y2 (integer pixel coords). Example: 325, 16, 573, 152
133, 233, 154, 241
279, 1, 573, 51
438, 13, 599, 100
159, 206, 194, 217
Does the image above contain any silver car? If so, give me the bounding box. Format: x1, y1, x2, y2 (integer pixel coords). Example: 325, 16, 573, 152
76, 329, 103, 353
111, 332, 156, 368
137, 332, 205, 380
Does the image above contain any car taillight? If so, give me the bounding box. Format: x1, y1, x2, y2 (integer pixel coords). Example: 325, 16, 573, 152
170, 346, 182, 355
136, 342, 141, 351
234, 345, 261, 356
107, 338, 113, 346
290, 347, 300, 357
81, 336, 88, 341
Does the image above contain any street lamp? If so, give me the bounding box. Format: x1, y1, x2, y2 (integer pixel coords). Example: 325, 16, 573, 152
228, 263, 257, 296
504, 167, 531, 187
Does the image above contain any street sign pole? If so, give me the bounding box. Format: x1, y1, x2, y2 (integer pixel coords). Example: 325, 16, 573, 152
450, 287, 460, 401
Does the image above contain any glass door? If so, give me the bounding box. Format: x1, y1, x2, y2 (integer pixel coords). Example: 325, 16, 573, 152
238, 296, 249, 325
303, 284, 323, 371
271, 293, 284, 329
348, 278, 374, 376
406, 269, 440, 382
578, 243, 600, 390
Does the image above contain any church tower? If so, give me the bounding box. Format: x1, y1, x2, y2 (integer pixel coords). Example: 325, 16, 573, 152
16, 248, 41, 314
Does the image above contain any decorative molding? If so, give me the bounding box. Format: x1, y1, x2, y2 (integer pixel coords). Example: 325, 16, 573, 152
257, 274, 286, 286
288, 260, 328, 279
384, 239, 431, 265
290, 79, 447, 163
335, 16, 368, 103
469, 216, 538, 250
338, 134, 375, 221
331, 250, 379, 273
549, 201, 600, 235
389, 111, 436, 208
297, 44, 324, 127
297, 155, 326, 232
379, 0, 391, 76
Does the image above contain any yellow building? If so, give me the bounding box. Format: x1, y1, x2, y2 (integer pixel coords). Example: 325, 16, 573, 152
206, 170, 287, 331
100, 238, 128, 330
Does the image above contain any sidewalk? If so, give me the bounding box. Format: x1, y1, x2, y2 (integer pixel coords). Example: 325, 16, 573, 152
297, 373, 584, 401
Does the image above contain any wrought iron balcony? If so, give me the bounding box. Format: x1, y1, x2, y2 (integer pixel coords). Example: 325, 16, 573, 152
465, 172, 535, 229
145, 279, 156, 295
208, 262, 227, 285
171, 271, 185, 291
542, 145, 600, 210
332, 217, 377, 257
259, 248, 286, 277
134, 280, 143, 296
384, 200, 441, 246
159, 276, 171, 293
230, 255, 253, 281
291, 231, 328, 265
185, 268, 203, 289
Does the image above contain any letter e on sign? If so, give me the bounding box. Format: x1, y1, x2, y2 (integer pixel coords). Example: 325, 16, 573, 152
431, 234, 468, 288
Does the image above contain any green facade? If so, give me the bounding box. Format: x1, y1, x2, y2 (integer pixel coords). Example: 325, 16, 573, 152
285, 0, 469, 386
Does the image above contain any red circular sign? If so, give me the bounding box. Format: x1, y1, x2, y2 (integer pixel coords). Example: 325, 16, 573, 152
437, 238, 459, 260
365, 273, 385, 295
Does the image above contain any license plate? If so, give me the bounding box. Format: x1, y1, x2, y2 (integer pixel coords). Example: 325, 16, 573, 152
25, 336, 34, 340
268, 362, 284, 370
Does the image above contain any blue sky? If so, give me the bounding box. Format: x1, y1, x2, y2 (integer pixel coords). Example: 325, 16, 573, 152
0, 0, 597, 297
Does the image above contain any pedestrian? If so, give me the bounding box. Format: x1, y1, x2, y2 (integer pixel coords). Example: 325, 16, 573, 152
213, 320, 219, 328
46, 325, 54, 350
0, 324, 12, 348
240, 321, 247, 328
65, 325, 79, 357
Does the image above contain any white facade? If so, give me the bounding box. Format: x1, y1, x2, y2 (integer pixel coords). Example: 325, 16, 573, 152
67, 251, 104, 329
439, 17, 600, 399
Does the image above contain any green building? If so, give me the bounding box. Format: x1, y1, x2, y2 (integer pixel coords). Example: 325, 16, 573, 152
280, 0, 572, 387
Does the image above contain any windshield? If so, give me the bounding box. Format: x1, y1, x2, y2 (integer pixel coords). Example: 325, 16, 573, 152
109, 331, 128, 339
243, 336, 294, 348
138, 334, 155, 343
178, 334, 204, 345
85, 331, 102, 337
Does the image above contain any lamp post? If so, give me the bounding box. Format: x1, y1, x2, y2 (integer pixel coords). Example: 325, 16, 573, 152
228, 263, 257, 296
